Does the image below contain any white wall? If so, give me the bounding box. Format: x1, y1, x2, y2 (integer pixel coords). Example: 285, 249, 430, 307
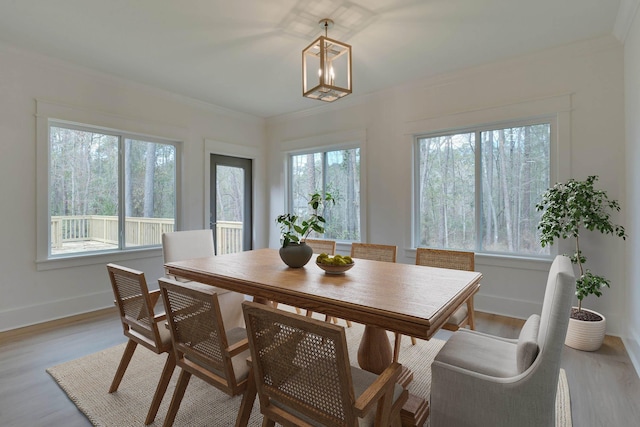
624, 5, 640, 374
0, 30, 635, 373
0, 44, 267, 332
266, 36, 628, 336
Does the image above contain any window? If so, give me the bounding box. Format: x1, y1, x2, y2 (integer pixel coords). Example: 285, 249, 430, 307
48, 122, 177, 257
414, 120, 551, 256
289, 147, 360, 241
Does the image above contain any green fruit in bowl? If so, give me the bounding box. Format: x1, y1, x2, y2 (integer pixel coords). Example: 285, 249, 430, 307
316, 254, 354, 266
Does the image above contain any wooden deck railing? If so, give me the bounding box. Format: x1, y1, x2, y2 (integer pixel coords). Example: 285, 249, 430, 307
51, 216, 243, 254
51, 215, 175, 248
215, 221, 243, 255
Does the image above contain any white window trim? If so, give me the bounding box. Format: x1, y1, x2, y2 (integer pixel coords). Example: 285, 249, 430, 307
280, 129, 367, 244
35, 99, 185, 270
405, 93, 572, 261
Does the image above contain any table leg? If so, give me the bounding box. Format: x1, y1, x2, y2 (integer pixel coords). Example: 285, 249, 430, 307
357, 325, 429, 427
357, 325, 392, 374
401, 394, 430, 427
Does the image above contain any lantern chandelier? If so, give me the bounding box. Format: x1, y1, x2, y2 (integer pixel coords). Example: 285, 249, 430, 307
302, 18, 352, 102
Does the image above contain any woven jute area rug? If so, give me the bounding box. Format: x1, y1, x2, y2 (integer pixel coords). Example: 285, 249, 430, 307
47, 319, 571, 426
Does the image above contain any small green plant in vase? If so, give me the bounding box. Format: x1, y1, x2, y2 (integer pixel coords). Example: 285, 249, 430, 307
536, 176, 626, 351
276, 192, 334, 267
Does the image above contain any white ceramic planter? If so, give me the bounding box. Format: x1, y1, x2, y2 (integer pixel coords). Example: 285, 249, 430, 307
564, 307, 606, 351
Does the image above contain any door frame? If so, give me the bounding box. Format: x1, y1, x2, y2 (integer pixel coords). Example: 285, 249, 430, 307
210, 153, 252, 252
204, 139, 264, 250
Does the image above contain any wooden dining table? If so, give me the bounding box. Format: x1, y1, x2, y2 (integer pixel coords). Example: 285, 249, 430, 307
164, 247, 482, 427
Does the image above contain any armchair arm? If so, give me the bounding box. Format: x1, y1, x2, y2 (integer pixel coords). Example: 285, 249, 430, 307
148, 289, 161, 307
148, 289, 168, 321
354, 361, 401, 416
430, 356, 557, 427
153, 312, 167, 322
227, 338, 249, 357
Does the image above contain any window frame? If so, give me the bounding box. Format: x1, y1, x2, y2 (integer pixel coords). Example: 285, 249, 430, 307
36, 99, 183, 270
282, 130, 366, 245
413, 116, 556, 258
403, 93, 572, 260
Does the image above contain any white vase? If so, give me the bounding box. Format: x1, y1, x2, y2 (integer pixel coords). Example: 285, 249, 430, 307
564, 307, 606, 351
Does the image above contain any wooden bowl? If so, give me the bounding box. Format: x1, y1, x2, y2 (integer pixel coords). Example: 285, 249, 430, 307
316, 261, 355, 275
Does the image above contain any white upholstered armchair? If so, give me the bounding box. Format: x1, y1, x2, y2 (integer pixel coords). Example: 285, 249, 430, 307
430, 255, 575, 427
161, 229, 245, 329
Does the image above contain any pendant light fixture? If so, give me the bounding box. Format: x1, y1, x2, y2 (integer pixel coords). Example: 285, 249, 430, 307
302, 18, 352, 102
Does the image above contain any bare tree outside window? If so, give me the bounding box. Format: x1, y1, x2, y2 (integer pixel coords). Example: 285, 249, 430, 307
216, 165, 244, 223
416, 122, 550, 256
49, 124, 176, 255
290, 148, 360, 241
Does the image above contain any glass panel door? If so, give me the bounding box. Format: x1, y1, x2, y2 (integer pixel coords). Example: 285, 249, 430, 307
210, 154, 252, 254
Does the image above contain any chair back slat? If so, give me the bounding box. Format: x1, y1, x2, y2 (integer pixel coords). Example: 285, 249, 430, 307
415, 248, 475, 271
350, 243, 397, 263
243, 301, 358, 427
305, 238, 337, 255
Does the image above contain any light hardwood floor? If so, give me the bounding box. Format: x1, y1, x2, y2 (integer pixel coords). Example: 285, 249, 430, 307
0, 309, 639, 426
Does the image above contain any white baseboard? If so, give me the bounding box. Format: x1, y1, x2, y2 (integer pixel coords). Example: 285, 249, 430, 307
475, 293, 623, 336
474, 293, 541, 320
0, 289, 113, 333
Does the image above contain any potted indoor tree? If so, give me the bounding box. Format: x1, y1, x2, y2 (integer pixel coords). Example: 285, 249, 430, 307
276, 192, 334, 268
536, 175, 626, 351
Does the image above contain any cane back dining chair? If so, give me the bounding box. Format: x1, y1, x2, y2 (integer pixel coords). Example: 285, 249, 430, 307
305, 238, 337, 256
106, 264, 176, 425
350, 243, 404, 360
415, 248, 480, 331
162, 229, 245, 329
241, 301, 408, 427
430, 255, 575, 427
350, 242, 397, 263
159, 277, 251, 427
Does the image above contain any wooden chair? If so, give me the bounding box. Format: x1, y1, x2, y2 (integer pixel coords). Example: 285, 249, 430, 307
350, 242, 397, 263
241, 301, 408, 427
415, 248, 479, 331
305, 238, 337, 255
350, 243, 405, 360
159, 277, 251, 427
106, 264, 176, 425
162, 229, 245, 329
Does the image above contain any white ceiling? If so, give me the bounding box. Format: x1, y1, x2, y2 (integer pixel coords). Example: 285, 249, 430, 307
0, 0, 625, 118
